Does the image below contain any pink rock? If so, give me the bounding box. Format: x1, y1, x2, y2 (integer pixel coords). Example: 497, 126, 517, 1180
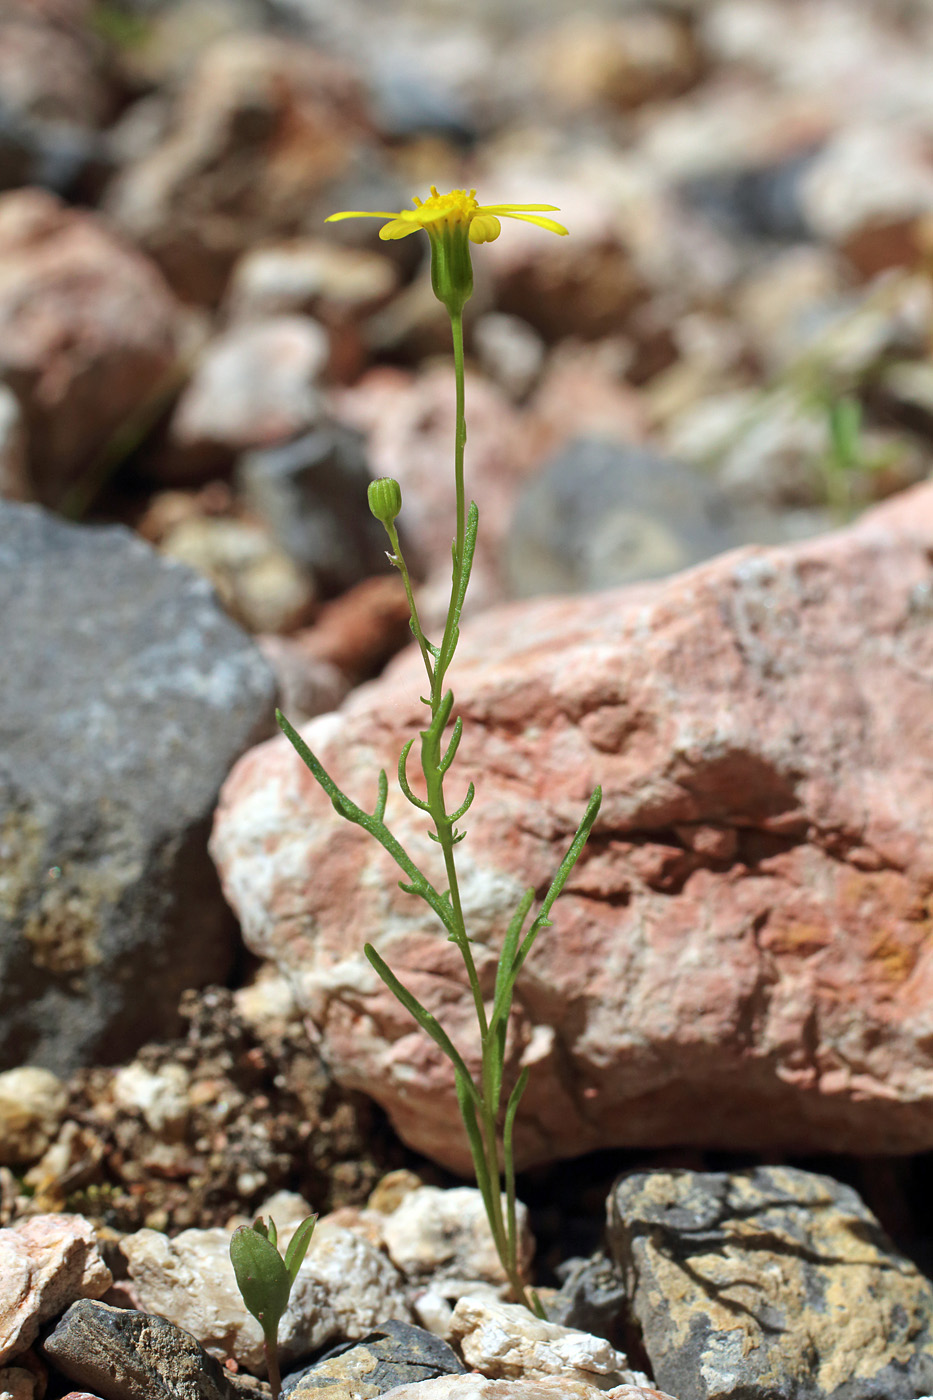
0, 190, 182, 507
0, 1215, 112, 1364
211, 483, 933, 1171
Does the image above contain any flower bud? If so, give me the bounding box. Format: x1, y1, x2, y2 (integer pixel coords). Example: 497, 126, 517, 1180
368, 476, 402, 524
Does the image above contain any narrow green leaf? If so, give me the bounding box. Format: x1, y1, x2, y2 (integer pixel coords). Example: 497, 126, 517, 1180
489, 889, 535, 1041
373, 769, 388, 823
364, 944, 482, 1108
514, 786, 602, 978
449, 782, 475, 824
277, 709, 456, 935
438, 502, 478, 675
454, 1067, 494, 1213
229, 1226, 290, 1345
283, 1215, 317, 1287
438, 715, 463, 774
491, 1017, 507, 1111
398, 739, 431, 812
503, 1066, 530, 1276
432, 688, 455, 735
829, 396, 862, 469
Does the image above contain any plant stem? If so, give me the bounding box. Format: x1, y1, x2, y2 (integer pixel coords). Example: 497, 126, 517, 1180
385, 518, 434, 686
435, 310, 467, 685
451, 310, 467, 578
419, 309, 486, 1034
265, 1338, 281, 1400
413, 308, 541, 1314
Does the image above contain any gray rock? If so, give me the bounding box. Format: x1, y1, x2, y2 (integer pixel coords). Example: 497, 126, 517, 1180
679, 148, 818, 243
505, 436, 735, 596
237, 424, 391, 596
0, 503, 276, 1073
0, 105, 111, 199
608, 1165, 933, 1400
283, 1319, 465, 1398
547, 1252, 628, 1347
42, 1299, 244, 1400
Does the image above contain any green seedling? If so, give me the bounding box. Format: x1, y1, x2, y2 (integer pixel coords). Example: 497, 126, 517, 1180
277, 187, 602, 1315
230, 1213, 316, 1400
818, 393, 901, 519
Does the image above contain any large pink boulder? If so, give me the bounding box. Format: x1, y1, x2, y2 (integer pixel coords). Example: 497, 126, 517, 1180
211, 484, 933, 1171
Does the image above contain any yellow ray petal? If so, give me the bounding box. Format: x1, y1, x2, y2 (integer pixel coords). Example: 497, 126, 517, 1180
378, 218, 423, 240
325, 209, 402, 222
498, 211, 568, 236
468, 214, 501, 244
477, 203, 561, 214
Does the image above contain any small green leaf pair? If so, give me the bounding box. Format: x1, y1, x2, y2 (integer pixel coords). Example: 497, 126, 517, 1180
229, 1214, 316, 1400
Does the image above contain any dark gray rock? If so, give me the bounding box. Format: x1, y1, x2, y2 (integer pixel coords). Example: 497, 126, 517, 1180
282, 1319, 466, 1399
237, 424, 391, 597
608, 1165, 933, 1400
548, 1251, 628, 1347
42, 1299, 255, 1400
0, 106, 112, 199
0, 503, 276, 1073
505, 435, 735, 596
679, 148, 820, 243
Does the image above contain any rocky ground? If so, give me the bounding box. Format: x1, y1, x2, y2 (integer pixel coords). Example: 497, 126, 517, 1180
5, 0, 933, 1398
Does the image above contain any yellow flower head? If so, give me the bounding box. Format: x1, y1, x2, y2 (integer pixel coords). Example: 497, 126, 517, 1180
327, 186, 568, 318
326, 185, 568, 245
